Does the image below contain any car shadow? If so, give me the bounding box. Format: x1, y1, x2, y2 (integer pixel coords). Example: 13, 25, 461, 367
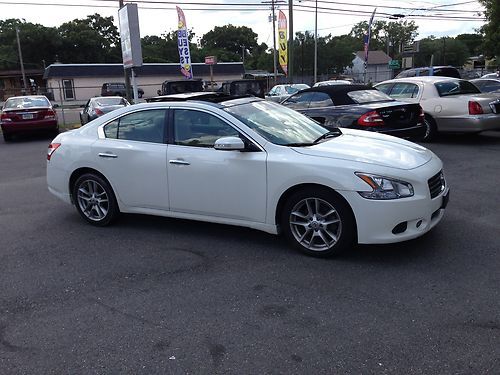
429, 131, 500, 145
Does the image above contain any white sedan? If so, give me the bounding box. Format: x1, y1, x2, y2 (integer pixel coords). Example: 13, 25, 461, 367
375, 76, 500, 141
47, 95, 449, 257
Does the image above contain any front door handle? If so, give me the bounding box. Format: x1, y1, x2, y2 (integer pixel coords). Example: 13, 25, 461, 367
169, 159, 190, 165
98, 152, 118, 158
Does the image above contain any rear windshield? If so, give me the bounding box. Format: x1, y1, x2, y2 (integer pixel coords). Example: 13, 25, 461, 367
434, 80, 480, 97
347, 90, 394, 104
95, 98, 127, 106
433, 68, 460, 78
4, 96, 50, 109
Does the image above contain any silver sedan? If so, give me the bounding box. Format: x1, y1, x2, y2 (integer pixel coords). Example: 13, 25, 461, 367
375, 76, 500, 141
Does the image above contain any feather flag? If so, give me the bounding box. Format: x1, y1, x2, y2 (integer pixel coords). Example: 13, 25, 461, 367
176, 6, 193, 79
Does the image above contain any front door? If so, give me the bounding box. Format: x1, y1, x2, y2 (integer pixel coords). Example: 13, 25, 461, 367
167, 108, 267, 223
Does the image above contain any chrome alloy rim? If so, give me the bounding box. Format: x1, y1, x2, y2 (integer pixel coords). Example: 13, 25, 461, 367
289, 198, 342, 251
77, 179, 109, 221
423, 118, 431, 139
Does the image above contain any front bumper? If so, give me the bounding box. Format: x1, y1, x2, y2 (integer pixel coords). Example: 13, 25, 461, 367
340, 185, 449, 245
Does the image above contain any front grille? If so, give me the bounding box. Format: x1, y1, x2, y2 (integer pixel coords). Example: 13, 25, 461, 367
428, 171, 445, 199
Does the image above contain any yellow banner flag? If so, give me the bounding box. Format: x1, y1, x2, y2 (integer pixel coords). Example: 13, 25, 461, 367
278, 10, 287, 76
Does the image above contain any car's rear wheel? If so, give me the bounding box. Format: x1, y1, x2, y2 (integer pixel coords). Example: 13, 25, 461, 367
73, 173, 119, 226
280, 188, 355, 257
419, 114, 438, 142
3, 132, 12, 142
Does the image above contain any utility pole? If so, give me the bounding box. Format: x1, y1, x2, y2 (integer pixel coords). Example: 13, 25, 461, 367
288, 0, 293, 83
272, 0, 277, 84
314, 0, 318, 84
16, 28, 28, 95
118, 0, 132, 102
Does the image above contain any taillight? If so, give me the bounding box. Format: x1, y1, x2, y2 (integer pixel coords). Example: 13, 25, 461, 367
0, 112, 12, 122
47, 143, 61, 161
44, 109, 57, 120
357, 110, 384, 127
468, 101, 483, 115
94, 108, 104, 116
418, 106, 425, 123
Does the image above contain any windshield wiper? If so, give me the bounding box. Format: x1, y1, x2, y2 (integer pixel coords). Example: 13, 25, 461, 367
283, 142, 315, 147
313, 130, 342, 144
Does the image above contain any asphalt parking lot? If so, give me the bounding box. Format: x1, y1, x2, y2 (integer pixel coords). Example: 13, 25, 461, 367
0, 131, 499, 374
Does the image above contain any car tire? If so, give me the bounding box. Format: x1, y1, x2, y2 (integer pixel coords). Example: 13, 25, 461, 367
280, 187, 356, 257
419, 114, 438, 142
3, 132, 12, 142
73, 173, 119, 226
138, 92, 143, 99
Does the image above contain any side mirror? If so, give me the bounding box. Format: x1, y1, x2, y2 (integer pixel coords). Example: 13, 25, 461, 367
214, 136, 245, 151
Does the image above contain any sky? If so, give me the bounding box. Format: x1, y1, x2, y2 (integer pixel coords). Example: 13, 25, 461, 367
0, 0, 486, 47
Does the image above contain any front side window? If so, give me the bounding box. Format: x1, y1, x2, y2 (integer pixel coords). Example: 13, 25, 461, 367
309, 92, 334, 107
173, 109, 239, 147
103, 109, 166, 143
282, 92, 316, 109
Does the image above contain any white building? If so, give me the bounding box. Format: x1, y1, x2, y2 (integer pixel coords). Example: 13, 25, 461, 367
43, 63, 245, 103
349, 51, 392, 84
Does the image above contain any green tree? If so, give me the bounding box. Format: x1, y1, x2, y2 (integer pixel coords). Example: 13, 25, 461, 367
479, 0, 500, 58
455, 33, 484, 56
415, 36, 469, 67
58, 14, 120, 63
0, 19, 60, 69
200, 25, 259, 62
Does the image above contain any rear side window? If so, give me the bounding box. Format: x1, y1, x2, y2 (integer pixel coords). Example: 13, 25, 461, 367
309, 92, 334, 107
472, 80, 500, 93
104, 109, 166, 143
375, 83, 393, 94
435, 80, 480, 97
417, 69, 430, 76
434, 68, 460, 79
282, 92, 316, 109
389, 83, 420, 98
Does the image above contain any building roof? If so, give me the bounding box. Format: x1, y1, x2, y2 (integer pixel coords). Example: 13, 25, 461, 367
43, 63, 245, 79
354, 51, 391, 65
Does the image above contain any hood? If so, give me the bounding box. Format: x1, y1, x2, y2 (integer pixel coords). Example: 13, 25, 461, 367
292, 128, 433, 170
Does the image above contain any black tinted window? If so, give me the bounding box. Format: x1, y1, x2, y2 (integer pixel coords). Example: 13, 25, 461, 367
282, 92, 316, 109
435, 80, 480, 96
434, 68, 460, 78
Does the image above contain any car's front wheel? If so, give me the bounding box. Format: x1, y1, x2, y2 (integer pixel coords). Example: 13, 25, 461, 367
73, 173, 119, 226
280, 188, 356, 257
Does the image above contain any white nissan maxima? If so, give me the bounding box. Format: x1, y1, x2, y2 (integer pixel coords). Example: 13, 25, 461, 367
47, 94, 449, 257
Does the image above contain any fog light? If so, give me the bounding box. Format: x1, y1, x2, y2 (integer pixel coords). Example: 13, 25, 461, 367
392, 221, 407, 234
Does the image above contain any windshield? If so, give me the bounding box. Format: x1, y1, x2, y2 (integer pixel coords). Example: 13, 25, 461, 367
435, 80, 480, 96
224, 100, 329, 145
347, 90, 394, 103
4, 96, 50, 109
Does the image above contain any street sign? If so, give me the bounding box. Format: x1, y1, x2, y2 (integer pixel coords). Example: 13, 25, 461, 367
388, 60, 400, 69
205, 56, 217, 65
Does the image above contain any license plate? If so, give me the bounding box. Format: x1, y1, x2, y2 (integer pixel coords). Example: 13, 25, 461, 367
441, 190, 450, 209
22, 113, 34, 120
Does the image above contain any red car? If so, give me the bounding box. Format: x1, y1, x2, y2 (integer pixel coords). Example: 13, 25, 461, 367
0, 95, 58, 142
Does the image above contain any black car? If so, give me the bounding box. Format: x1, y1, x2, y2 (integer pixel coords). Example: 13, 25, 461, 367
156, 79, 204, 96
101, 82, 144, 98
280, 85, 426, 140
219, 79, 266, 98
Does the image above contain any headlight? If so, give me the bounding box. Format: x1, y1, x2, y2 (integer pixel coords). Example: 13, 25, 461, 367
355, 172, 414, 200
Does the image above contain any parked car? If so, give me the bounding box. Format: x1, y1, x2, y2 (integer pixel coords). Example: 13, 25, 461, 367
156, 79, 204, 96
375, 76, 500, 141
481, 72, 499, 79
101, 82, 144, 98
0, 95, 58, 141
79, 96, 130, 125
313, 80, 353, 87
280, 84, 426, 141
395, 66, 461, 79
47, 95, 449, 257
265, 83, 310, 102
470, 78, 500, 94
219, 79, 266, 98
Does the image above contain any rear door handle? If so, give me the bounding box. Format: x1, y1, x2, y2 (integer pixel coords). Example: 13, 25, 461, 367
98, 152, 118, 158
169, 159, 190, 165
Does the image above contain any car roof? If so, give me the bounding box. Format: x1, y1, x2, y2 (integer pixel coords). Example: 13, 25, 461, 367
377, 76, 462, 85
300, 84, 372, 94
471, 78, 500, 82
146, 92, 262, 107
5, 95, 50, 100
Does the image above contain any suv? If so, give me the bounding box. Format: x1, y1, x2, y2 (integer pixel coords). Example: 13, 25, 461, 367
101, 82, 144, 98
219, 79, 266, 98
395, 66, 460, 79
156, 79, 204, 96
